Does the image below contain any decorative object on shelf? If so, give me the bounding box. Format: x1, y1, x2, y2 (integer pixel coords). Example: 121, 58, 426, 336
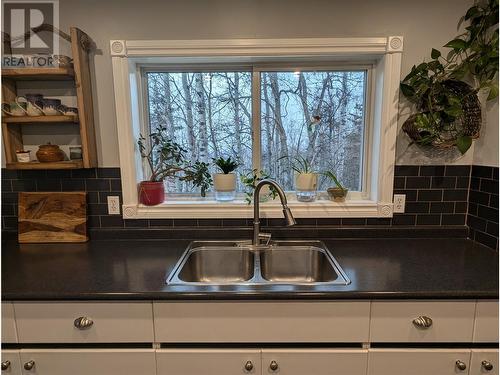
322, 171, 348, 202
41, 98, 64, 115
16, 95, 44, 116
16, 150, 30, 163
241, 169, 278, 204
69, 146, 82, 160
400, 0, 498, 155
213, 156, 239, 202
2, 101, 26, 116
51, 54, 73, 67
60, 105, 78, 116
36, 143, 65, 163
18, 192, 87, 243
282, 155, 318, 202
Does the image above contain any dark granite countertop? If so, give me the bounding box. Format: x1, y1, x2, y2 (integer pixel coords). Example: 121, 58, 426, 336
2, 237, 498, 300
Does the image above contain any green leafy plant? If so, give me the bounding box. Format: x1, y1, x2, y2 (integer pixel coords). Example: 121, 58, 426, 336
240, 169, 278, 204
213, 156, 240, 174
321, 171, 345, 190
400, 0, 498, 154
279, 155, 316, 174
137, 127, 186, 182
182, 161, 213, 198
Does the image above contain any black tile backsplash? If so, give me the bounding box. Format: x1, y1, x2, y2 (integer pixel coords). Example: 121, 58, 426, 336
1, 165, 497, 248
468, 165, 499, 250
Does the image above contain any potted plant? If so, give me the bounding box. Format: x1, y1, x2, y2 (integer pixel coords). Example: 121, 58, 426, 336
322, 171, 348, 202
137, 128, 186, 206
212, 157, 239, 201
182, 161, 213, 198
241, 169, 277, 204
283, 155, 318, 202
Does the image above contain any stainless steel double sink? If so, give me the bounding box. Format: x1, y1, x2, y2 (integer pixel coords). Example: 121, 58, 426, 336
166, 240, 350, 286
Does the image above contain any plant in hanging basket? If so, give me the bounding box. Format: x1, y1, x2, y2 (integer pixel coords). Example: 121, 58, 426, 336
400, 0, 498, 154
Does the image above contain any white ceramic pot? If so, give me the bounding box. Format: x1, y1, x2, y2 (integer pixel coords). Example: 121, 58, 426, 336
295, 173, 318, 191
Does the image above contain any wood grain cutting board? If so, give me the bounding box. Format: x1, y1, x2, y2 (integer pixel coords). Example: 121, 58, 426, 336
18, 192, 88, 243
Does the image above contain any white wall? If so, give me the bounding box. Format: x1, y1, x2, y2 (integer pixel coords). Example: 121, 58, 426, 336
12, 0, 500, 167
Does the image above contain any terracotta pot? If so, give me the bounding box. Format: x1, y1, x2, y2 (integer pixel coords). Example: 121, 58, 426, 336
327, 187, 349, 202
36, 144, 65, 162
139, 181, 165, 206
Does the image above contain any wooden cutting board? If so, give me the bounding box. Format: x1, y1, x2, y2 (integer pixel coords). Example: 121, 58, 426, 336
18, 192, 88, 243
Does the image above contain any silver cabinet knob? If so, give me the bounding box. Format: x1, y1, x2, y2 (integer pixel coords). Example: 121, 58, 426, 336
456, 360, 467, 371
244, 361, 253, 371
269, 360, 279, 371
1, 361, 10, 370
482, 360, 494, 371
24, 360, 35, 371
412, 316, 433, 329
74, 316, 93, 330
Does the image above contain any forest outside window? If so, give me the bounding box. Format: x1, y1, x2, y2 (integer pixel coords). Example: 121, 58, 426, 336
143, 66, 368, 199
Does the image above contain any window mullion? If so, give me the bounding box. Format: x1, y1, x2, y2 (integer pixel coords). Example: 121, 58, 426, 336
251, 68, 261, 173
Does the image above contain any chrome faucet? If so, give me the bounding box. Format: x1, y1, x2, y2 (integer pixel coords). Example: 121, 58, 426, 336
252, 179, 296, 246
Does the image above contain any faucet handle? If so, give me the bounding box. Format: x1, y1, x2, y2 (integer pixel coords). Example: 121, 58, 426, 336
258, 232, 272, 246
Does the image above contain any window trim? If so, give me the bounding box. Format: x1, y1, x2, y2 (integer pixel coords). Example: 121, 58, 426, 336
110, 37, 403, 219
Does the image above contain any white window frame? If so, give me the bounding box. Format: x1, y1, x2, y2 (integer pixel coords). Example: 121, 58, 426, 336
110, 37, 403, 219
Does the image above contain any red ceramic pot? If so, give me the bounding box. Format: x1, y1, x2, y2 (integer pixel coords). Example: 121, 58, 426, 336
139, 181, 164, 206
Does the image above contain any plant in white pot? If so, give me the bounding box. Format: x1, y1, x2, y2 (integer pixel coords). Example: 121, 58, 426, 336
283, 155, 318, 202
212, 157, 239, 201
322, 171, 348, 202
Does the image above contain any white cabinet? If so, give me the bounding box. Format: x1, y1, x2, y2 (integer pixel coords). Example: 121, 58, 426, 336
367, 349, 472, 375
370, 300, 476, 342
1, 350, 22, 375
153, 301, 370, 343
474, 301, 499, 343
18, 349, 156, 375
13, 302, 153, 343
2, 303, 17, 343
156, 349, 261, 375
470, 350, 499, 375
261, 349, 368, 375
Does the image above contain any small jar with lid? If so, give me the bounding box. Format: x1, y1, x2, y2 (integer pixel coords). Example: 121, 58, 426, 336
36, 143, 65, 162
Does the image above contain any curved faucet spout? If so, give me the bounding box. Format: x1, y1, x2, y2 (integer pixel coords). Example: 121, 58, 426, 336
253, 179, 296, 245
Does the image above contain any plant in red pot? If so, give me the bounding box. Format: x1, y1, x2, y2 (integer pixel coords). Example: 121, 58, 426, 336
137, 128, 186, 206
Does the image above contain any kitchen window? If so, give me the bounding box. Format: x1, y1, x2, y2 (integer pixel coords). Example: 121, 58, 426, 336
110, 37, 403, 219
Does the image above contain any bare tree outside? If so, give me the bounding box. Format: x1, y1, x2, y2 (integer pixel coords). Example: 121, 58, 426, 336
146, 69, 366, 195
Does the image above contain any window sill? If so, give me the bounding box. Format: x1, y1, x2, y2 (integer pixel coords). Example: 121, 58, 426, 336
122, 199, 393, 219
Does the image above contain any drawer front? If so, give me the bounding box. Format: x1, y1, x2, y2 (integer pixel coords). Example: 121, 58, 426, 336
14, 302, 153, 343
470, 349, 499, 375
261, 349, 368, 375
19, 349, 155, 375
370, 301, 475, 342
474, 300, 499, 343
156, 349, 261, 375
154, 301, 370, 342
2, 303, 18, 343
1, 350, 22, 375
368, 349, 471, 375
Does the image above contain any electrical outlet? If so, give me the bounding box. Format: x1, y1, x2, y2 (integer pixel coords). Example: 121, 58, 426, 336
393, 194, 406, 213
107, 196, 120, 215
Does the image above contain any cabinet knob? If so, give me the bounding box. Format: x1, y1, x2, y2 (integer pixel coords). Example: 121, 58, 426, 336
412, 316, 433, 329
482, 360, 494, 371
269, 360, 279, 371
1, 361, 11, 371
244, 361, 254, 371
74, 316, 94, 329
24, 360, 35, 371
455, 360, 467, 371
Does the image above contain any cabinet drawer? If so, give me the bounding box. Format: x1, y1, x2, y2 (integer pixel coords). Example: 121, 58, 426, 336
19, 349, 155, 375
2, 303, 18, 343
14, 302, 153, 343
370, 300, 475, 342
367, 349, 471, 375
154, 301, 370, 342
156, 349, 261, 375
474, 300, 499, 342
1, 350, 22, 375
470, 349, 499, 375
261, 349, 368, 375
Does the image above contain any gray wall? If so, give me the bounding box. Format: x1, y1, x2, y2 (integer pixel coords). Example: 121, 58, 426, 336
20, 0, 500, 166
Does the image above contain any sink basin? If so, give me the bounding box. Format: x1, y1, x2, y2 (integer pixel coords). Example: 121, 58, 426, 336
260, 247, 339, 282
177, 248, 254, 283
166, 240, 350, 286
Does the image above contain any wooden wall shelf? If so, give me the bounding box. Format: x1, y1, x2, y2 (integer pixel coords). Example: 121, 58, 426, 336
1, 27, 97, 170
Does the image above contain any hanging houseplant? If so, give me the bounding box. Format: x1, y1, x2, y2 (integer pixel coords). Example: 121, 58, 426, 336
400, 0, 498, 154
